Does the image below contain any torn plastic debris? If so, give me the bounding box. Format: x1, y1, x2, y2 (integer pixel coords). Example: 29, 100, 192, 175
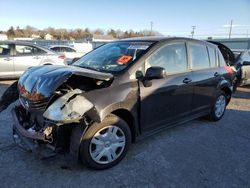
43, 89, 94, 123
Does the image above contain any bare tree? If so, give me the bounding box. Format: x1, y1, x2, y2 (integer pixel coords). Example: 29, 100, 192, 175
5, 26, 161, 40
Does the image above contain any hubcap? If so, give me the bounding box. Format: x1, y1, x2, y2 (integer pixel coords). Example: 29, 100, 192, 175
215, 95, 226, 118
89, 125, 126, 164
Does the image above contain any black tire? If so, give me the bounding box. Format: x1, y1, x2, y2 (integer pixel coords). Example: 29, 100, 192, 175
208, 91, 227, 121
79, 114, 131, 170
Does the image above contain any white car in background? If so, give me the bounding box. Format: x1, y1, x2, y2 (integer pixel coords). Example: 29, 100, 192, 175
48, 45, 84, 59
48, 45, 93, 64
0, 41, 66, 79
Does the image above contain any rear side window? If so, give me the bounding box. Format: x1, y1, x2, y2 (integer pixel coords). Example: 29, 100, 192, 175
50, 47, 61, 52
61, 47, 76, 52
190, 43, 210, 69
207, 46, 217, 67
0, 44, 11, 56
146, 42, 188, 74
15, 45, 45, 55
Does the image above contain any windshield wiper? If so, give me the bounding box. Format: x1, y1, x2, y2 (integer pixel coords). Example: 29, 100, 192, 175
74, 65, 101, 72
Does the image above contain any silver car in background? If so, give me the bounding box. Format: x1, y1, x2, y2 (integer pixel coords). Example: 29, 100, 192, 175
48, 45, 85, 59
48, 45, 86, 65
0, 41, 66, 79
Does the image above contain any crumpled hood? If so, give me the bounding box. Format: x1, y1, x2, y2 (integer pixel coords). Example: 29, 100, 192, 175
18, 65, 113, 99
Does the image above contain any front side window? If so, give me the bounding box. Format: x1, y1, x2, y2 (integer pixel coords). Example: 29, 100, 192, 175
190, 43, 210, 70
146, 42, 188, 74
73, 41, 153, 73
15, 45, 45, 55
0, 44, 11, 56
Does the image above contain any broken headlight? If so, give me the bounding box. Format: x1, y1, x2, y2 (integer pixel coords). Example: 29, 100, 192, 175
43, 89, 93, 122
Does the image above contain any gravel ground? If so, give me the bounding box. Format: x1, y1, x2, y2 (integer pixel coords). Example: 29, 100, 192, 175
0, 80, 250, 188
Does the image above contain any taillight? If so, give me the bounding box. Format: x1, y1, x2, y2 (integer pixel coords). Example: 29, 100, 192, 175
58, 55, 65, 59
224, 66, 234, 74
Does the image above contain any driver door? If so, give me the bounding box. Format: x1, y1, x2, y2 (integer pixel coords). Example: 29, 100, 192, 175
139, 42, 194, 132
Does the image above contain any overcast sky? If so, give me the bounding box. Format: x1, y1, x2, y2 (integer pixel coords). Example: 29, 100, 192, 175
0, 0, 250, 38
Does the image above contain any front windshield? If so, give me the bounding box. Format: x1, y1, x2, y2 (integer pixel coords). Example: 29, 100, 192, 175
73, 41, 153, 73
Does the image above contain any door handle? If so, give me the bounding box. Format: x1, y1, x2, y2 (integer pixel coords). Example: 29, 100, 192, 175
214, 72, 220, 77
34, 56, 41, 59
183, 78, 192, 84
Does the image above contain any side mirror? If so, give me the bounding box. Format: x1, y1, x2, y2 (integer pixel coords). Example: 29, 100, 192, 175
243, 61, 250, 66
145, 66, 166, 80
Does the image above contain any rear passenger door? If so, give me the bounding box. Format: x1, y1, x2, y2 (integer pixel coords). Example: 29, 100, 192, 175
188, 42, 220, 113
0, 43, 14, 78
140, 42, 194, 131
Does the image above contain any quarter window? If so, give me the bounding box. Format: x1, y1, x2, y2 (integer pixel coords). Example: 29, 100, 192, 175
207, 47, 217, 67
190, 43, 210, 69
146, 42, 188, 74
218, 51, 226, 66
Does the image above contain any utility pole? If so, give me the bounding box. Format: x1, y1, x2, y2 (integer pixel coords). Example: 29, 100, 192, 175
191, 26, 196, 38
229, 20, 233, 39
150, 21, 153, 35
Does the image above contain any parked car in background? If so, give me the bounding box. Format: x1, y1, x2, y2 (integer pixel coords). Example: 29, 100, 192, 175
48, 45, 85, 62
0, 37, 234, 170
0, 41, 66, 79
231, 49, 250, 86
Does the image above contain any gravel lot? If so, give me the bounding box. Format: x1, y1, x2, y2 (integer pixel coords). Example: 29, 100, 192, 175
0, 80, 250, 188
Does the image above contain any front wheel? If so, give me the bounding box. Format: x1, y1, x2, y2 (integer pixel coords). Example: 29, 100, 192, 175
208, 92, 227, 121
79, 115, 131, 170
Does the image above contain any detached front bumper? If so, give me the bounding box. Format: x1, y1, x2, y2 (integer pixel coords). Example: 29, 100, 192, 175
11, 107, 55, 157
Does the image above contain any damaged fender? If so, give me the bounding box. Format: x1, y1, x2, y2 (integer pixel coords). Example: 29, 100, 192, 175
43, 89, 94, 123
0, 81, 19, 113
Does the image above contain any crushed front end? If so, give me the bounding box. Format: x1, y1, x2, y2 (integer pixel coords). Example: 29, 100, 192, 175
10, 65, 113, 157
12, 90, 92, 156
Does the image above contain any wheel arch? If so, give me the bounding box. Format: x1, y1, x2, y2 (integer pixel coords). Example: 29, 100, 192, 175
221, 86, 232, 104
217, 79, 232, 104
111, 109, 137, 143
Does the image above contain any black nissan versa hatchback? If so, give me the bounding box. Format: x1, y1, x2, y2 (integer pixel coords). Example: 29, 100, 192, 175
0, 37, 234, 169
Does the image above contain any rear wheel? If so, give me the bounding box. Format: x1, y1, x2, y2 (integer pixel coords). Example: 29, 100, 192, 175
208, 92, 227, 121
79, 115, 131, 170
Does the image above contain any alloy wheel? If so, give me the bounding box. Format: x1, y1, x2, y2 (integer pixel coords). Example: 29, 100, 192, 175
214, 95, 226, 118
